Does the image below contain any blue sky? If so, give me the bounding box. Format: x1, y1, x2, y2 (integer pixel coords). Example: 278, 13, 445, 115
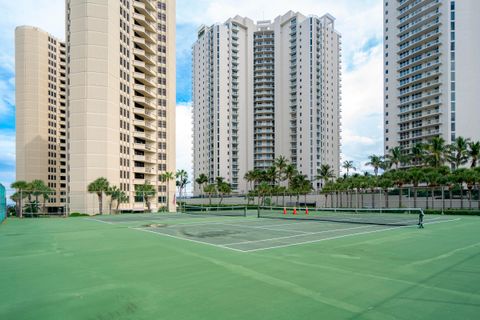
0, 0, 384, 197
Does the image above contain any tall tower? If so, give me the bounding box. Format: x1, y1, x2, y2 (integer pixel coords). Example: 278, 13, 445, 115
384, 0, 480, 156
192, 11, 341, 194
15, 26, 68, 210
66, 0, 176, 213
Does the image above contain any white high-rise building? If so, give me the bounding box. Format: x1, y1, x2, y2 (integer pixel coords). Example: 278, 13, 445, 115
192, 11, 342, 194
384, 0, 480, 154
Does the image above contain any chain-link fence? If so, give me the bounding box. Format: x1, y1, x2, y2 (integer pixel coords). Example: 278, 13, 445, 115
10, 189, 177, 216
0, 184, 6, 223
185, 187, 480, 212
67, 191, 176, 215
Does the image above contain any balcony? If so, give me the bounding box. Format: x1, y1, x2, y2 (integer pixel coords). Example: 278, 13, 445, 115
133, 1, 157, 23
134, 72, 156, 88
133, 13, 155, 33
134, 143, 155, 153
133, 24, 156, 44
134, 83, 155, 98
133, 36, 155, 54
133, 119, 156, 131
133, 48, 156, 66
133, 96, 156, 109
133, 59, 156, 76
134, 107, 156, 120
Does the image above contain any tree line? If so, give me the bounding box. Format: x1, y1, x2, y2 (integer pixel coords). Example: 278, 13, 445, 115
194, 137, 480, 210
10, 169, 191, 216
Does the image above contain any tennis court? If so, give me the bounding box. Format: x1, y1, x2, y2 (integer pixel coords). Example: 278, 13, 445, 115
1, 208, 479, 319
87, 207, 458, 253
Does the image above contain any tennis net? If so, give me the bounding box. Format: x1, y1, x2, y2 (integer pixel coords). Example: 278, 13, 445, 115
183, 205, 247, 217
257, 206, 424, 227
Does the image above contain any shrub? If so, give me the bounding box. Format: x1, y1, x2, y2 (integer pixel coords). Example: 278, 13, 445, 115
69, 212, 89, 217
425, 209, 480, 216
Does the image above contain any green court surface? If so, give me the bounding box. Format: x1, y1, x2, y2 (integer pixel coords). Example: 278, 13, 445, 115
1, 213, 479, 320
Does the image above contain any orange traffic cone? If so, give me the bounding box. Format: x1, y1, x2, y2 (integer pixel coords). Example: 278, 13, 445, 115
305, 207, 309, 215
293, 207, 297, 215
283, 207, 287, 215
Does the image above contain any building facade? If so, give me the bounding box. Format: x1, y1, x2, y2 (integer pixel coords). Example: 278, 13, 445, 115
15, 26, 68, 210
193, 11, 342, 195
384, 0, 480, 155
66, 0, 176, 213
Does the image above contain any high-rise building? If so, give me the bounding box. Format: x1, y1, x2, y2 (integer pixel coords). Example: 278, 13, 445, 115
384, 0, 480, 155
66, 0, 176, 213
15, 26, 68, 210
192, 11, 342, 194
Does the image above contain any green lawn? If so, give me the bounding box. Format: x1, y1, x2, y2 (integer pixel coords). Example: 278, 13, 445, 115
1, 215, 479, 320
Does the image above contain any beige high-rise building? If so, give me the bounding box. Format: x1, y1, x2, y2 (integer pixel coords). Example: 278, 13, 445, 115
193, 12, 342, 194
66, 0, 176, 213
384, 0, 480, 155
15, 26, 68, 211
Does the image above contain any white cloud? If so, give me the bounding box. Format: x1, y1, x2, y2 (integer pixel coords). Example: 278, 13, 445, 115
177, 0, 382, 57
176, 102, 193, 193
0, 130, 16, 166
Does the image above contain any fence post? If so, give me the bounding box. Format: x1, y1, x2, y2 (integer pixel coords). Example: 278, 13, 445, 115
20, 190, 23, 218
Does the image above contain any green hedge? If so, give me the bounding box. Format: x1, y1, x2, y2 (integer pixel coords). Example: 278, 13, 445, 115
425, 209, 480, 216
69, 212, 90, 217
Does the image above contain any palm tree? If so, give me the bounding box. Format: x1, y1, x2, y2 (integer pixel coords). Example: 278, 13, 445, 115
387, 147, 405, 169
203, 184, 217, 205
411, 143, 427, 167
366, 155, 382, 176
447, 136, 470, 169
390, 170, 407, 208
160, 172, 175, 211
195, 174, 208, 197
87, 177, 109, 214
378, 178, 393, 208
427, 137, 447, 168
217, 182, 232, 205
176, 169, 189, 198
460, 169, 477, 209
30, 180, 46, 210
407, 168, 425, 208
284, 164, 298, 185
321, 182, 335, 208
342, 160, 356, 176
136, 182, 156, 212
110, 188, 128, 213
39, 184, 53, 214
274, 156, 288, 183
425, 170, 441, 209
366, 176, 378, 208
244, 170, 255, 193
176, 169, 189, 211
468, 141, 480, 168
11, 180, 29, 218
316, 164, 335, 189
453, 169, 466, 209
106, 185, 120, 214
255, 182, 271, 206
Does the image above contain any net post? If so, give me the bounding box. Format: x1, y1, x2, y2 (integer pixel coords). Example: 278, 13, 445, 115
244, 207, 247, 217
257, 206, 260, 219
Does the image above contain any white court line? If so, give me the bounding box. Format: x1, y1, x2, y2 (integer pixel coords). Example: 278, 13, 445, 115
243, 218, 462, 252
131, 227, 247, 253
85, 218, 115, 225
219, 223, 312, 234
223, 225, 374, 246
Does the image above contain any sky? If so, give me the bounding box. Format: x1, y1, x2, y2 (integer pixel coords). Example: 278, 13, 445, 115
0, 0, 384, 197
